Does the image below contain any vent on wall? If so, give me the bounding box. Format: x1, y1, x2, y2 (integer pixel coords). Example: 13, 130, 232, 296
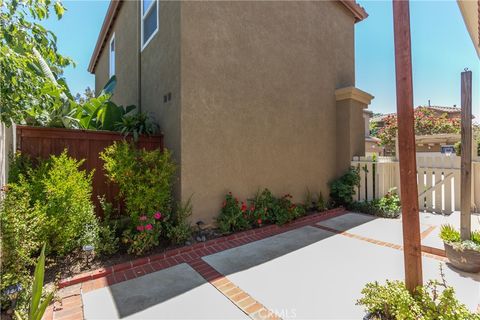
163, 92, 172, 103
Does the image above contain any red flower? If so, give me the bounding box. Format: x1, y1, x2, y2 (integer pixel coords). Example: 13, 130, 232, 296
241, 201, 247, 213
257, 219, 262, 225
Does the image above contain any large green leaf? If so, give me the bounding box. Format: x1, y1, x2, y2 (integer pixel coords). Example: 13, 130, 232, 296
97, 101, 123, 131
28, 244, 46, 320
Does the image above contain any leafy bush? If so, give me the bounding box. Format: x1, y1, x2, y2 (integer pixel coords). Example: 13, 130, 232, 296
166, 198, 193, 245
1, 152, 99, 311
329, 167, 360, 207
217, 189, 307, 233
101, 141, 176, 255
95, 196, 120, 256
351, 188, 401, 218
217, 193, 250, 234
101, 141, 176, 221
357, 271, 479, 319
440, 224, 480, 252
115, 111, 159, 141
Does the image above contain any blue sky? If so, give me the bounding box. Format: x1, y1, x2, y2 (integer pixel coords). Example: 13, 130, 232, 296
46, 0, 478, 116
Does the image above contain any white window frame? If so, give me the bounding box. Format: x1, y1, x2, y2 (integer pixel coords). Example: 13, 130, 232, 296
141, 0, 159, 51
109, 33, 115, 77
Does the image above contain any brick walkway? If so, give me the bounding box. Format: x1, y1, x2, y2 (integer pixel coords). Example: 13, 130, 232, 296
45, 208, 448, 320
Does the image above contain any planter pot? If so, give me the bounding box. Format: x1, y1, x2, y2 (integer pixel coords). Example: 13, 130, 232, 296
444, 242, 480, 273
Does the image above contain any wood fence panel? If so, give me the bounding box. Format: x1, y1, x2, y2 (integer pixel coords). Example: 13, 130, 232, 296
16, 126, 164, 217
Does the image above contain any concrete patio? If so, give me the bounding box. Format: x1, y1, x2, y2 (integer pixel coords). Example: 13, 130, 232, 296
67, 211, 479, 319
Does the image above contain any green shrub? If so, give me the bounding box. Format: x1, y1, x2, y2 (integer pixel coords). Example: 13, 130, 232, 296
166, 197, 193, 245
217, 189, 307, 233
350, 189, 400, 219
101, 141, 176, 222
329, 167, 360, 207
1, 152, 99, 311
357, 272, 479, 319
377, 188, 401, 218
101, 141, 176, 254
95, 196, 120, 256
217, 193, 250, 234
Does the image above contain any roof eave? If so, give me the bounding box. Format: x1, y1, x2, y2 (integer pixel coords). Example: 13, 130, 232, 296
339, 0, 369, 23
88, 0, 123, 73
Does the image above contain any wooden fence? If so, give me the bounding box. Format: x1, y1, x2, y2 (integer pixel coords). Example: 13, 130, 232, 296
16, 126, 164, 216
352, 154, 480, 214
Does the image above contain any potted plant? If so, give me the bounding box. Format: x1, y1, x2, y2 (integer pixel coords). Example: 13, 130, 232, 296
440, 224, 480, 273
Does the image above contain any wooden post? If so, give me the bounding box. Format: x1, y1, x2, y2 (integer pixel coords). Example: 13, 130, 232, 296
461, 70, 472, 241
392, 0, 423, 292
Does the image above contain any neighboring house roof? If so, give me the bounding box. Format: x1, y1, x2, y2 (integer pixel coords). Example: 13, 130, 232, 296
418, 105, 461, 114
370, 105, 462, 123
87, 0, 368, 73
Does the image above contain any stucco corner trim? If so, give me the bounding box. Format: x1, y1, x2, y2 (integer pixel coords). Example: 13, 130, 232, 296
335, 86, 374, 106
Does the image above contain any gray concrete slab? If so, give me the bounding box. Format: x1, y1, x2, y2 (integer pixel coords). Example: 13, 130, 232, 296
317, 213, 431, 246
82, 263, 248, 319
204, 225, 479, 319
202, 226, 335, 276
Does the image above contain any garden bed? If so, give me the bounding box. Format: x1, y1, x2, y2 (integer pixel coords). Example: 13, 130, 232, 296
50, 208, 345, 288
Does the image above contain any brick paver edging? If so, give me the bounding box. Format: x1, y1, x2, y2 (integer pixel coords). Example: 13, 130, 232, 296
189, 259, 281, 320
312, 224, 448, 262
59, 207, 346, 289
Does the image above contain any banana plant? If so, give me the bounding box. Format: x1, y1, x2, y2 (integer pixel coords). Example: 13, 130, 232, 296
15, 244, 53, 320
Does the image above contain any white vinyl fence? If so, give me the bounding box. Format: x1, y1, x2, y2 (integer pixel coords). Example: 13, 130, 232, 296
352, 154, 480, 214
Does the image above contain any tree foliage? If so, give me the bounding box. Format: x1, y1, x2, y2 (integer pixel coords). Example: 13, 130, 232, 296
375, 108, 461, 150
0, 0, 74, 126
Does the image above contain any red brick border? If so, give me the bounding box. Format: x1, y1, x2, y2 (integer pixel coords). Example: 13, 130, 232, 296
48, 208, 346, 320
190, 259, 280, 319
313, 224, 447, 262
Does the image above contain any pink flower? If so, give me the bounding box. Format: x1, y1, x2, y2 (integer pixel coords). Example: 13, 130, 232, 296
136, 225, 144, 231
145, 224, 153, 230
139, 215, 147, 221
154, 212, 162, 220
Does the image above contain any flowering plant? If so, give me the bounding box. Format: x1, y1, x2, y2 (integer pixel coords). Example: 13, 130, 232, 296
216, 192, 250, 234
123, 211, 164, 255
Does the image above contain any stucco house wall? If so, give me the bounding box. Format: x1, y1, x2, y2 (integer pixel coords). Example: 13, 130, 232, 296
91, 0, 371, 224
180, 1, 357, 222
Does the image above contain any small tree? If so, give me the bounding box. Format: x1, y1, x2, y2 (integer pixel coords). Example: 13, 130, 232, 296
0, 0, 73, 126
375, 108, 461, 151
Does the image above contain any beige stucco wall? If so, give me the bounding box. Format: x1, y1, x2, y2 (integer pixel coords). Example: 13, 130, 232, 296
180, 1, 357, 223
94, 1, 139, 107
141, 1, 182, 197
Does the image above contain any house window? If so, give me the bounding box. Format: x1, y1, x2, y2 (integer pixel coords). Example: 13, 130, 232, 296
109, 34, 115, 77
141, 0, 158, 50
